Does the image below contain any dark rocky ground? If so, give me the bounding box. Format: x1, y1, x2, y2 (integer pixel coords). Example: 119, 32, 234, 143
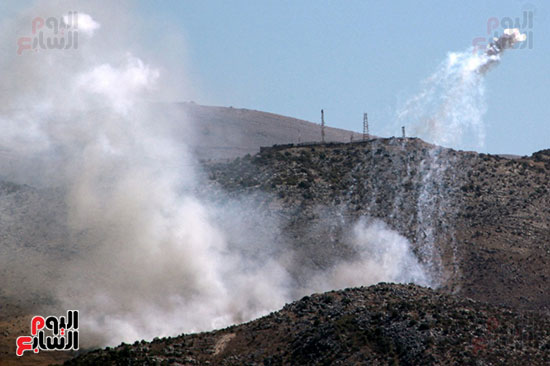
63, 283, 550, 365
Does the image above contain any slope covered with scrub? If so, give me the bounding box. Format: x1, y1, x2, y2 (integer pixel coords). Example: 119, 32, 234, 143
64, 283, 550, 365
204, 138, 550, 310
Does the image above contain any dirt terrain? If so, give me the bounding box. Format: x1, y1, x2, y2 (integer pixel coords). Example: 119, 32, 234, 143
168, 102, 366, 160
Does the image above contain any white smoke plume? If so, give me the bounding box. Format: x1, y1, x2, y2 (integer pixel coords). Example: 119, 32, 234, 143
393, 29, 526, 289
63, 12, 100, 37
306, 219, 431, 293
397, 28, 526, 150
0, 1, 430, 348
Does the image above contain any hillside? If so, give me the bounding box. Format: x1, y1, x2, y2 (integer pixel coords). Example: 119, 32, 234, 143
63, 283, 550, 365
204, 138, 550, 311
2, 124, 550, 365
162, 102, 365, 160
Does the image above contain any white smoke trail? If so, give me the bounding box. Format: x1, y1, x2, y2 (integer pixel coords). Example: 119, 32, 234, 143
397, 29, 526, 150
397, 51, 488, 149
394, 29, 526, 287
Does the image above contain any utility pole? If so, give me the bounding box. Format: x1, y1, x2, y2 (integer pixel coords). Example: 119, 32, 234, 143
402, 126, 406, 138
363, 113, 369, 141
321, 109, 325, 143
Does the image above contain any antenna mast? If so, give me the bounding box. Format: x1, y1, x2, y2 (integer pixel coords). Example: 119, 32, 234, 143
321, 109, 325, 143
363, 113, 369, 141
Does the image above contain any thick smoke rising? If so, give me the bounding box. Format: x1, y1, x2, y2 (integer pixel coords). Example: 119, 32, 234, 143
397, 28, 526, 150
306, 219, 431, 293
0, 1, 430, 347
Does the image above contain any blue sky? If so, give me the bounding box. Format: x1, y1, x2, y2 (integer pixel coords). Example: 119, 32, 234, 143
4, 1, 549, 155
136, 0, 548, 155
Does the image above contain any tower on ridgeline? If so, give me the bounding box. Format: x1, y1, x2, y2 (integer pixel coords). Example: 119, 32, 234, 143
402, 126, 406, 138
321, 109, 325, 143
363, 113, 369, 141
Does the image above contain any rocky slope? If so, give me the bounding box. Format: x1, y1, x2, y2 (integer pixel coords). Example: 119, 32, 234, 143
63, 283, 550, 365
204, 138, 550, 311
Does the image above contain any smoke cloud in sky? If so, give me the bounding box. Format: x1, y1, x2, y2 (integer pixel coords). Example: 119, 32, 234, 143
397, 28, 526, 150
0, 1, 431, 347
63, 12, 100, 36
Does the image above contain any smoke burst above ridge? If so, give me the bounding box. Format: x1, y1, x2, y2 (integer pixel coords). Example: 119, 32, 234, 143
397, 28, 527, 150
